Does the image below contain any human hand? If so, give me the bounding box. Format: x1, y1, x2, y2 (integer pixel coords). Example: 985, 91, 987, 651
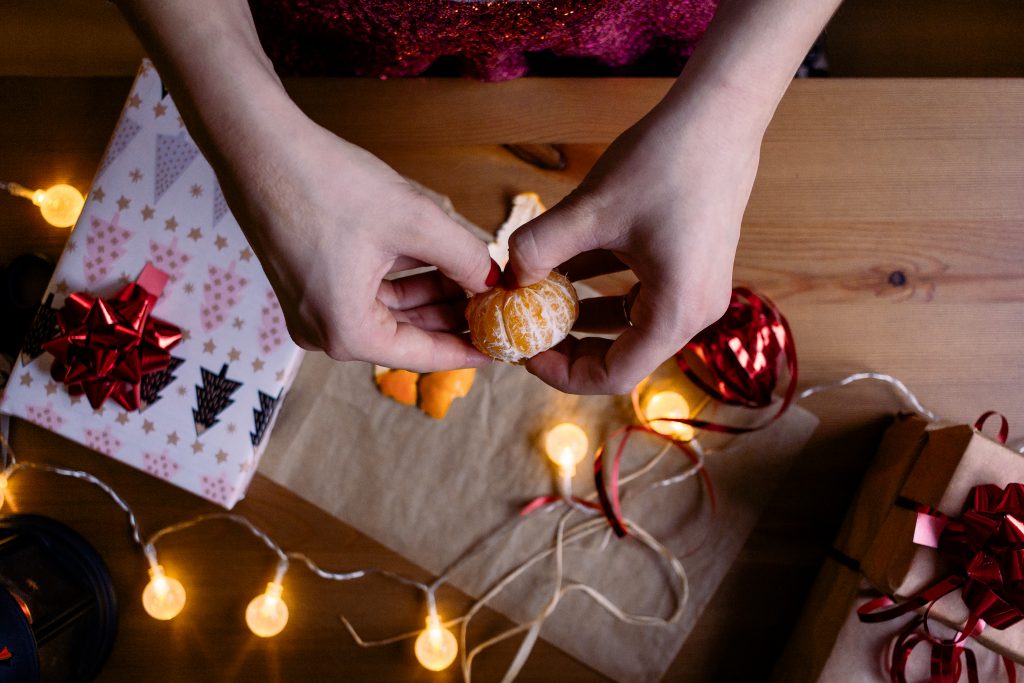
506, 92, 762, 394
220, 114, 499, 371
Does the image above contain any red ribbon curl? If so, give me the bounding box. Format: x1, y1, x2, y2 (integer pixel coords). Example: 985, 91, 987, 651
42, 263, 182, 411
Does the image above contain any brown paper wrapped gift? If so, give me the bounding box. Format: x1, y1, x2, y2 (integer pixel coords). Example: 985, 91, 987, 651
859, 418, 1024, 664
775, 414, 1024, 682
773, 414, 929, 682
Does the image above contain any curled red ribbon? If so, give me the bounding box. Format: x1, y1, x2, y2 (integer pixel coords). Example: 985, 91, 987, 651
42, 263, 182, 411
636, 287, 797, 435
859, 482, 1024, 681
593, 425, 715, 539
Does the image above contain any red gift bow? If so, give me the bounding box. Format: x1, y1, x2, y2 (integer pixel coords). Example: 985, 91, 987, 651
42, 263, 182, 411
858, 414, 1021, 682
647, 286, 797, 435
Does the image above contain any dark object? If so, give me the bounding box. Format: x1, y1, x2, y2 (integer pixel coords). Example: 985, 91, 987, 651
140, 355, 185, 411
0, 253, 55, 358
888, 270, 908, 287
502, 144, 567, 171
0, 514, 118, 683
18, 294, 60, 367
250, 389, 283, 447
193, 363, 243, 435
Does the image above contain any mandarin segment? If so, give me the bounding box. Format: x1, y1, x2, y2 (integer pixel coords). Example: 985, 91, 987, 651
467, 271, 579, 363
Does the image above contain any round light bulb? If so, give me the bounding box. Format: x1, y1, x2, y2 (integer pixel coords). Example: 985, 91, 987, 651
644, 391, 695, 441
414, 614, 458, 672
0, 473, 7, 511
543, 422, 589, 475
246, 581, 289, 638
142, 565, 186, 620
35, 184, 84, 228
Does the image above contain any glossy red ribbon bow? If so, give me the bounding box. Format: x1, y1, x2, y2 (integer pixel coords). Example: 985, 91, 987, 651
658, 287, 797, 435
42, 264, 182, 411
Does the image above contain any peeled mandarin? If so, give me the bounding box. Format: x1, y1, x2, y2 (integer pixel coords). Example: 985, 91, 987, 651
466, 271, 579, 363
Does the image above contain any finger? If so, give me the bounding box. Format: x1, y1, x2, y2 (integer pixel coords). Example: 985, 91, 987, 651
364, 300, 490, 371
378, 270, 466, 310
391, 300, 468, 333
556, 250, 629, 282
573, 296, 629, 334
388, 256, 430, 274
526, 286, 686, 394
402, 201, 497, 294
507, 199, 608, 287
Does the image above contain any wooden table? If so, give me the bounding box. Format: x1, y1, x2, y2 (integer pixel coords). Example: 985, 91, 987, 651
1, 77, 1022, 681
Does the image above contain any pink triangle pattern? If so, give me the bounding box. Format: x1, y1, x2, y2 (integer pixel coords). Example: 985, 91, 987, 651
200, 261, 249, 333
83, 426, 122, 457
84, 213, 134, 286
143, 450, 180, 481
258, 288, 287, 355
148, 237, 191, 285
200, 472, 231, 506
98, 116, 142, 178
212, 182, 229, 225
154, 131, 200, 202
25, 402, 65, 431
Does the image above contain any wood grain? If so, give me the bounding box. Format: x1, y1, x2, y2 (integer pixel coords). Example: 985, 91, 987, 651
1, 77, 1022, 681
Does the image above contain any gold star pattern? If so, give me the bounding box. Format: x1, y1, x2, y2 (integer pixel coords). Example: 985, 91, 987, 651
128, 93, 142, 108
93, 187, 105, 202
167, 431, 179, 446
93, 406, 105, 417
19, 374, 32, 387
187, 227, 203, 242
276, 370, 286, 382
177, 115, 185, 129
214, 235, 228, 250
215, 449, 228, 464
239, 248, 253, 262
141, 205, 155, 220
191, 439, 204, 454
252, 358, 265, 372
153, 102, 167, 118
45, 381, 58, 396
142, 420, 155, 434
69, 396, 82, 406
118, 272, 131, 286
190, 184, 203, 198
177, 385, 188, 397
180, 329, 191, 342
239, 462, 251, 474
232, 317, 244, 330
183, 283, 194, 294
115, 412, 130, 426
117, 195, 131, 211
203, 339, 216, 354
55, 280, 69, 295
130, 168, 143, 183
227, 348, 241, 362
227, 423, 236, 433
164, 216, 178, 232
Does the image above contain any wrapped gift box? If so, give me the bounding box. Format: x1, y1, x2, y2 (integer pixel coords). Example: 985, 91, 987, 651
0, 60, 304, 508
774, 415, 1024, 681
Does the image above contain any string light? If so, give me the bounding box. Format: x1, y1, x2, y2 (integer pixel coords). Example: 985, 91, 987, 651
0, 470, 8, 511
543, 422, 589, 476
3, 181, 84, 228
414, 612, 458, 671
246, 581, 290, 638
643, 391, 695, 442
142, 564, 187, 620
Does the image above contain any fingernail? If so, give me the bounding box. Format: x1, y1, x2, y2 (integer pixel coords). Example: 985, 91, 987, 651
485, 259, 500, 288
501, 264, 519, 289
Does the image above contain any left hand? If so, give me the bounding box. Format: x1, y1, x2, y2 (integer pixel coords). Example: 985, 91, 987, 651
506, 88, 763, 394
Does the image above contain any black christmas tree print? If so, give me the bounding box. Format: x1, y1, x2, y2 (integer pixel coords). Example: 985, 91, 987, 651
250, 389, 282, 447
20, 293, 60, 366
192, 364, 243, 435
140, 356, 185, 411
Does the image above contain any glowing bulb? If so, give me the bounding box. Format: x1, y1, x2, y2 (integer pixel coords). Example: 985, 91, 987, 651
142, 565, 186, 620
644, 391, 695, 441
543, 422, 589, 476
414, 614, 458, 671
0, 473, 7, 511
246, 581, 289, 638
7, 182, 85, 228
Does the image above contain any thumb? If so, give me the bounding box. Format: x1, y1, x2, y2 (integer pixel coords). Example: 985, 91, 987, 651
507, 199, 603, 287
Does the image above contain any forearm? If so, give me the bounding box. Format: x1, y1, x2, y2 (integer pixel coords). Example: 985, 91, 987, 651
113, 0, 303, 186
656, 0, 842, 137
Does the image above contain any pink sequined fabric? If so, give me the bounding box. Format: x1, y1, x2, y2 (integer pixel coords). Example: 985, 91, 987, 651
249, 0, 718, 81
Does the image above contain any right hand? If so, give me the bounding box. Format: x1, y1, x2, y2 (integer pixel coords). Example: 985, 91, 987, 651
218, 114, 498, 371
